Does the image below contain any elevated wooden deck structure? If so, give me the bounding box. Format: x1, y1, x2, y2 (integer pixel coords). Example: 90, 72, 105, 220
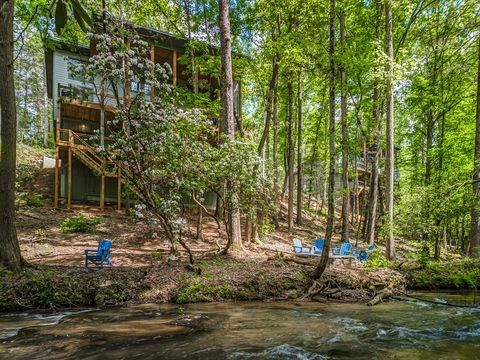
54, 127, 123, 211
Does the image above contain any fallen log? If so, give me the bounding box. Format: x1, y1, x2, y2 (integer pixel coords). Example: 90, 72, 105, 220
283, 257, 317, 267
367, 288, 393, 306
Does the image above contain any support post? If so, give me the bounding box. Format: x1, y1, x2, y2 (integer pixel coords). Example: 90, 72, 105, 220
172, 50, 177, 86
54, 100, 61, 208
67, 147, 72, 209
56, 100, 61, 142
54, 145, 59, 208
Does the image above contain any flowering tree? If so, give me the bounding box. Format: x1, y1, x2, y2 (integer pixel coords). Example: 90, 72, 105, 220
72, 22, 271, 263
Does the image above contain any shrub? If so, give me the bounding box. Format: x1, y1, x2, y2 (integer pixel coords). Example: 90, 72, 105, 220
150, 249, 164, 261
365, 250, 391, 268
16, 164, 35, 190
16, 192, 43, 208
23, 193, 43, 208
60, 214, 103, 234
417, 244, 430, 269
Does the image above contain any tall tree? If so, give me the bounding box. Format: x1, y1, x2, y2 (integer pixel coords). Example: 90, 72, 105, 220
470, 34, 480, 257
313, 0, 336, 279
366, 0, 382, 246
339, 2, 349, 243
384, 0, 395, 260
258, 53, 279, 157
296, 74, 303, 225
0, 0, 23, 271
287, 81, 294, 233
219, 0, 242, 250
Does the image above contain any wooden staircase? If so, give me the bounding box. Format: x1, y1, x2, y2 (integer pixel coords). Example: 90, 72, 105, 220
56, 129, 144, 210
59, 129, 119, 178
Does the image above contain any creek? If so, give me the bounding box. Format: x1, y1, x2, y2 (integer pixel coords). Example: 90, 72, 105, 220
0, 292, 479, 359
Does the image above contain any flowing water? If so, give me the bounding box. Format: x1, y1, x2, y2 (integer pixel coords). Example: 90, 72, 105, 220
1, 292, 479, 359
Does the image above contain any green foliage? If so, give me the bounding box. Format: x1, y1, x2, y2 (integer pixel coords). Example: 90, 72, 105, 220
417, 244, 431, 269
15, 164, 36, 191
150, 250, 164, 261
25, 270, 62, 307
16, 192, 43, 208
365, 250, 391, 269
22, 192, 43, 208
60, 214, 103, 234
175, 276, 235, 304
260, 221, 275, 236
409, 259, 480, 290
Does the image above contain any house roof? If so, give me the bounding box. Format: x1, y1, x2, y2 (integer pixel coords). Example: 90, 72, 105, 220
45, 13, 247, 98
91, 12, 219, 54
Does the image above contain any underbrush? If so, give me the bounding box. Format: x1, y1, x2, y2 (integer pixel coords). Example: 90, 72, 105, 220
60, 214, 103, 234
365, 250, 391, 269
16, 192, 43, 208
408, 258, 480, 289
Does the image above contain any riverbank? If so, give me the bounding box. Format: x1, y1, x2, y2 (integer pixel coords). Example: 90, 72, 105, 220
405, 258, 480, 290
6, 145, 472, 312
0, 257, 406, 311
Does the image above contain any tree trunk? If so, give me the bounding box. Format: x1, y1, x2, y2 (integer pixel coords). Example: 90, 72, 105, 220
366, 87, 380, 245
313, 0, 335, 280
385, 0, 395, 260
287, 81, 295, 233
196, 206, 203, 241
272, 66, 280, 228
42, 53, 50, 148
339, 5, 349, 243
258, 54, 279, 157
470, 34, 480, 257
272, 64, 279, 190
0, 0, 23, 272
219, 0, 242, 250
296, 75, 303, 226
184, 0, 198, 94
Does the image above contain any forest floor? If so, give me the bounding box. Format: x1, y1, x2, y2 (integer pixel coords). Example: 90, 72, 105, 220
1, 144, 472, 311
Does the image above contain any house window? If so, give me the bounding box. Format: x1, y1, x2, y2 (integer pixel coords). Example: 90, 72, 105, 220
58, 84, 94, 102
68, 57, 87, 82
130, 81, 151, 101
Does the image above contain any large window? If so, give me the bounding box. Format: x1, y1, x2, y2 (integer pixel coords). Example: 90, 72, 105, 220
58, 84, 94, 102
67, 57, 87, 82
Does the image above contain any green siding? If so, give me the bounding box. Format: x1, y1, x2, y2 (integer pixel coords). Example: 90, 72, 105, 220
61, 158, 118, 202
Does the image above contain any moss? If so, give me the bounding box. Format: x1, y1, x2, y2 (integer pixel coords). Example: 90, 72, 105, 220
408, 259, 480, 290
0, 266, 148, 311
175, 277, 236, 304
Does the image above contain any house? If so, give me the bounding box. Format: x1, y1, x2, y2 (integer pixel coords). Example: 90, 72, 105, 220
45, 20, 243, 210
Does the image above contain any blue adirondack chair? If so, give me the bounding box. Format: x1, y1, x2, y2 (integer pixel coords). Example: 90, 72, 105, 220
356, 245, 375, 262
84, 240, 112, 268
332, 242, 352, 256
292, 238, 312, 254
314, 239, 324, 255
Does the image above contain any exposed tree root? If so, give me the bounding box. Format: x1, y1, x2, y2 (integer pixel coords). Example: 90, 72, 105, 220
293, 262, 405, 304
366, 288, 393, 306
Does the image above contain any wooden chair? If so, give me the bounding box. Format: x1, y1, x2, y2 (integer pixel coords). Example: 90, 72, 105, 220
292, 238, 312, 254
332, 242, 352, 256
313, 239, 325, 255
84, 240, 112, 268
